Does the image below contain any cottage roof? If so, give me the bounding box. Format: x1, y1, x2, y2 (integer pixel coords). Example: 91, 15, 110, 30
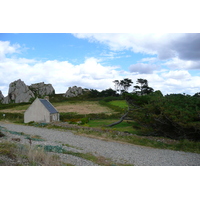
39, 99, 58, 114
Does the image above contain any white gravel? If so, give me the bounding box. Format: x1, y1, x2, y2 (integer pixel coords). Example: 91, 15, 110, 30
1, 122, 200, 166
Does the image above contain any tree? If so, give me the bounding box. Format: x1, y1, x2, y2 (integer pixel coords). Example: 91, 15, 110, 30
107, 78, 151, 127
113, 78, 133, 94
88, 89, 100, 98
193, 92, 200, 97
100, 88, 118, 97
133, 78, 154, 95
121, 78, 133, 92
113, 80, 120, 92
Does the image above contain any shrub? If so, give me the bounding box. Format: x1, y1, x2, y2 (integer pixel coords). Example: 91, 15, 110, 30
80, 117, 89, 125
125, 92, 200, 141
0, 112, 24, 122
0, 131, 5, 137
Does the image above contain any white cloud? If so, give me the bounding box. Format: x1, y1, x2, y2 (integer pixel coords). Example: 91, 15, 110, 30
0, 51, 123, 96
129, 63, 159, 74
1, 52, 199, 96
158, 70, 200, 94
73, 33, 184, 59
1, 38, 200, 97
164, 57, 200, 70
161, 70, 191, 79
140, 57, 158, 63
73, 33, 200, 67
0, 41, 20, 59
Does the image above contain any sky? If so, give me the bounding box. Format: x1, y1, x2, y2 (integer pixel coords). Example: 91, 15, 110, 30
0, 33, 200, 96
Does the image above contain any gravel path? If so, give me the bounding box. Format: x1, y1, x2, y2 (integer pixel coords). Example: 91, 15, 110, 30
1, 122, 200, 166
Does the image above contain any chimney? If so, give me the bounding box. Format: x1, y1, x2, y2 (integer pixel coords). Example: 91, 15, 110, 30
44, 96, 49, 101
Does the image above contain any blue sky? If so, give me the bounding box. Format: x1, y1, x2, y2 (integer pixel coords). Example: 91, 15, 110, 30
0, 33, 200, 96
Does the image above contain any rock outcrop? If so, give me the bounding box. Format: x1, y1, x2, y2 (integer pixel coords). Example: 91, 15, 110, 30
29, 82, 55, 97
65, 86, 84, 98
1, 80, 56, 104
0, 90, 4, 102
2, 79, 35, 104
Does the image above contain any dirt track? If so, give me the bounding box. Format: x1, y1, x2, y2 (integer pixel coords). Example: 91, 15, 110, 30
1, 122, 200, 166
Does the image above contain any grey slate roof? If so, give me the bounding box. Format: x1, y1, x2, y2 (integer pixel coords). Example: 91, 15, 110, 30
39, 99, 58, 114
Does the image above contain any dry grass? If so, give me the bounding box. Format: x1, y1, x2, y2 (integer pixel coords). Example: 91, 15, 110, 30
27, 147, 62, 166
0, 141, 63, 166
0, 104, 29, 113
0, 101, 114, 115
0, 109, 26, 113
55, 101, 114, 114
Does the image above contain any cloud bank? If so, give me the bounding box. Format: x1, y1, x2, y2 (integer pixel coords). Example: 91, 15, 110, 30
0, 41, 122, 96
1, 34, 200, 97
73, 33, 200, 62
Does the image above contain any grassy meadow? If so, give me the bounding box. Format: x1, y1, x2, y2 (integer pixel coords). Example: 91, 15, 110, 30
107, 100, 128, 109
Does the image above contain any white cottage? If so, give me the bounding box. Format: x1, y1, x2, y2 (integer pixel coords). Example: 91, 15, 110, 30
24, 97, 59, 123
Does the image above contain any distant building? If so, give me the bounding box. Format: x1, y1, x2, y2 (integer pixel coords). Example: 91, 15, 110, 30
24, 97, 59, 123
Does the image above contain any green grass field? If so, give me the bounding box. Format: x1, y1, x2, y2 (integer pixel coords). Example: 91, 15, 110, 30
107, 100, 128, 109
87, 119, 137, 134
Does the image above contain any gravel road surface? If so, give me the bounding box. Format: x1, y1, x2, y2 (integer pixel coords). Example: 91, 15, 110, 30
1, 122, 200, 166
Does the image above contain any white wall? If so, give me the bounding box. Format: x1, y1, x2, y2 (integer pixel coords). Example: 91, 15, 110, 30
51, 113, 60, 121
24, 98, 50, 123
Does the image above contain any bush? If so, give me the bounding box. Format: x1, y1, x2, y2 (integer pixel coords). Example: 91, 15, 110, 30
0, 131, 5, 137
60, 112, 122, 122
0, 112, 23, 122
80, 117, 89, 125
125, 92, 200, 141
102, 96, 123, 102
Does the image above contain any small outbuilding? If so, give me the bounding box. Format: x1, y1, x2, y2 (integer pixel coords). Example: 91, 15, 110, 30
24, 97, 59, 123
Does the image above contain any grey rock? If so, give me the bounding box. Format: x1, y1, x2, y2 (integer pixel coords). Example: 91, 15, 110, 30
2, 96, 9, 104
0, 90, 4, 102
65, 86, 84, 98
29, 82, 55, 97
2, 79, 35, 104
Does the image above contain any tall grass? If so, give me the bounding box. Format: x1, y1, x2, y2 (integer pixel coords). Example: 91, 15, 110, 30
0, 141, 63, 166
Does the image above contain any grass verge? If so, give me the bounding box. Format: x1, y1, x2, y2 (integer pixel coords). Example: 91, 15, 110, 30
37, 144, 131, 166
0, 141, 72, 166
74, 128, 200, 154
63, 150, 131, 166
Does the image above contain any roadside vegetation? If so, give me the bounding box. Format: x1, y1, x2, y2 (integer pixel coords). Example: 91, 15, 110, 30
0, 140, 65, 166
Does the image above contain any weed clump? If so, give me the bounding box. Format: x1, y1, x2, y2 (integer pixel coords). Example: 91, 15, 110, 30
0, 131, 5, 137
